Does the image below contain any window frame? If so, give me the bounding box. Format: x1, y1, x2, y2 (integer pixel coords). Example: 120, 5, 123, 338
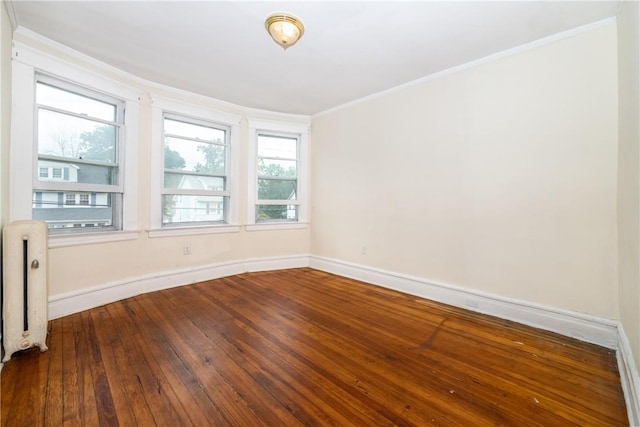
247, 119, 310, 231
10, 42, 140, 247
33, 74, 125, 233
161, 113, 231, 227
149, 95, 241, 237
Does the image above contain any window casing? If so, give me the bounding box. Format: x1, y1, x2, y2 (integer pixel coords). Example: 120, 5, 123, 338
10, 42, 140, 246
247, 119, 309, 229
32, 75, 125, 233
149, 95, 241, 237
161, 114, 230, 227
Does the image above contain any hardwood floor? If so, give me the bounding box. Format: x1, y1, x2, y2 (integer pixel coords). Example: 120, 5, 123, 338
1, 268, 628, 426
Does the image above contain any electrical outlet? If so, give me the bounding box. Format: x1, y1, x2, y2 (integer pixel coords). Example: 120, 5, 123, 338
361, 246, 367, 255
183, 245, 192, 255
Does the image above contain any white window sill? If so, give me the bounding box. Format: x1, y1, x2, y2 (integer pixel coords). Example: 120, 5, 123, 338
48, 231, 139, 248
245, 222, 309, 232
147, 224, 241, 238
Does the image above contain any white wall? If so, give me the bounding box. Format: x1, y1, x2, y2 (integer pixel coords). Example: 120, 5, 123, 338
618, 0, 640, 374
311, 23, 619, 318
1, 3, 11, 232
1, 1, 13, 366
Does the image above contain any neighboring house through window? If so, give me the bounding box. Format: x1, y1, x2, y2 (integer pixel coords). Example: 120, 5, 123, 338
32, 76, 124, 231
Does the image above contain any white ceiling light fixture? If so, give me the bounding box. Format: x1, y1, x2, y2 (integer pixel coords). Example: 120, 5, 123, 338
265, 12, 305, 50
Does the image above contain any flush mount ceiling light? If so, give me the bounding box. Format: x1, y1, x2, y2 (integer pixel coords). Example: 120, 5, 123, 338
265, 12, 305, 50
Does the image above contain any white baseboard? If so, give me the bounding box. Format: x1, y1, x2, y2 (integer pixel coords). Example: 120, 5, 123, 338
310, 256, 618, 348
47, 254, 310, 319
310, 255, 640, 425
617, 324, 640, 426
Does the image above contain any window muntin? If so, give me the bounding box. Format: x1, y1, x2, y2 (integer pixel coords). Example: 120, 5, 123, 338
36, 81, 116, 121
255, 133, 299, 222
33, 76, 124, 232
161, 115, 230, 226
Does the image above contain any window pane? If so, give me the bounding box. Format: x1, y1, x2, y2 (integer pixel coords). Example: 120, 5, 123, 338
36, 82, 117, 122
33, 190, 118, 230
258, 159, 296, 178
38, 109, 117, 163
162, 195, 225, 225
256, 205, 298, 222
164, 118, 225, 142
165, 137, 225, 175
258, 178, 296, 200
164, 172, 225, 191
37, 159, 117, 185
258, 135, 297, 159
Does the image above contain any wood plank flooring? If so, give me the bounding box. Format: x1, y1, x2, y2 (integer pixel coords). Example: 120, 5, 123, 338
1, 268, 629, 426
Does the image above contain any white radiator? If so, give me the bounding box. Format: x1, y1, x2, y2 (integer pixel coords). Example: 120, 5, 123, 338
2, 220, 48, 362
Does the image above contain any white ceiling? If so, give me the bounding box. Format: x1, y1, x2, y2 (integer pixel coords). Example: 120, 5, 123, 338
8, 1, 620, 116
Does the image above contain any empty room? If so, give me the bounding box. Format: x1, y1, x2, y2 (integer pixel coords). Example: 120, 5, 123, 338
1, 0, 639, 425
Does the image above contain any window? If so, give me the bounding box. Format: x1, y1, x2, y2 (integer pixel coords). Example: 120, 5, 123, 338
161, 115, 230, 227
247, 119, 309, 229
256, 133, 299, 222
149, 95, 240, 236
31, 76, 125, 233
11, 43, 140, 245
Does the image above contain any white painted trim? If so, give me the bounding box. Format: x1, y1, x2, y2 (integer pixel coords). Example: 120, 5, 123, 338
244, 255, 309, 273
617, 324, 640, 426
245, 222, 309, 232
47, 254, 311, 319
48, 231, 139, 249
247, 118, 310, 134
147, 224, 240, 238
149, 104, 164, 229
314, 17, 617, 118
13, 41, 140, 102
309, 255, 619, 348
122, 100, 139, 231
150, 94, 242, 126
9, 59, 34, 223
